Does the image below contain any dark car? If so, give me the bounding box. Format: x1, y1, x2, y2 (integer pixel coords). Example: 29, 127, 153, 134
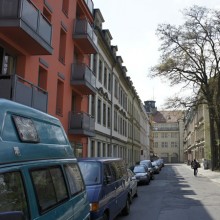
127, 169, 138, 202
133, 165, 150, 185
139, 160, 155, 180
152, 161, 160, 174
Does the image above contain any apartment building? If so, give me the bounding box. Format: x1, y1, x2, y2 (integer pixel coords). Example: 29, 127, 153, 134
88, 9, 150, 166
183, 104, 211, 165
0, 1, 150, 164
0, 0, 97, 157
145, 100, 184, 163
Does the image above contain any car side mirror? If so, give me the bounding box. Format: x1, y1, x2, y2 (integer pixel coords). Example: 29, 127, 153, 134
131, 176, 136, 180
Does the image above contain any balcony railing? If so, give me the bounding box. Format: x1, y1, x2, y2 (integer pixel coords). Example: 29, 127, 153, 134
73, 19, 98, 54
0, 0, 53, 55
84, 0, 94, 14
71, 63, 96, 95
0, 74, 48, 112
153, 127, 179, 131
69, 112, 95, 137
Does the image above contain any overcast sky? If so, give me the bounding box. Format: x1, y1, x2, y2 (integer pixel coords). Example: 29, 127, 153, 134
92, 0, 220, 109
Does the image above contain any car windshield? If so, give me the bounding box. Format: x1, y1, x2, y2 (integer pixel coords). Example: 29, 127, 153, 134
78, 161, 101, 185
133, 166, 145, 173
152, 162, 157, 166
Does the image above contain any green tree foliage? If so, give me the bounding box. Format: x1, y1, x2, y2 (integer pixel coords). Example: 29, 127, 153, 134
150, 5, 220, 170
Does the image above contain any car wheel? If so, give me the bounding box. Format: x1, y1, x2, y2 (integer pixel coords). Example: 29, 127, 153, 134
134, 189, 138, 197
121, 196, 130, 216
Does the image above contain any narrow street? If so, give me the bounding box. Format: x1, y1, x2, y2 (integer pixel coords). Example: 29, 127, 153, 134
117, 164, 220, 220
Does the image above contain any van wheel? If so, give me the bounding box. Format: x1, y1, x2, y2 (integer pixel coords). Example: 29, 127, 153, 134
121, 197, 130, 216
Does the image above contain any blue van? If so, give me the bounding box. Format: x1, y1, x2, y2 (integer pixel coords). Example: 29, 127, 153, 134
78, 157, 131, 220
0, 99, 90, 220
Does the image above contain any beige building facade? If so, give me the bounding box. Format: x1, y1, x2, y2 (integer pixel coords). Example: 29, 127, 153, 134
183, 104, 211, 167
152, 110, 184, 163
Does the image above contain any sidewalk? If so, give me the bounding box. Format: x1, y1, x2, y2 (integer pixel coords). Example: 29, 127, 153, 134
186, 164, 220, 184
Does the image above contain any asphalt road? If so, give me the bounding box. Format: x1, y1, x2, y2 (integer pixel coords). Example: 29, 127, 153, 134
116, 163, 220, 220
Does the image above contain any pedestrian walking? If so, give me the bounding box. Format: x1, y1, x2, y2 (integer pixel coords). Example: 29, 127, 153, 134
192, 159, 199, 176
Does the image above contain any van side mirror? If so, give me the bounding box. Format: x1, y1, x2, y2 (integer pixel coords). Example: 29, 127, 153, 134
0, 211, 25, 220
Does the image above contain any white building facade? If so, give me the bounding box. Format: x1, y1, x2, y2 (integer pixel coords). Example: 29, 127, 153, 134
87, 9, 150, 167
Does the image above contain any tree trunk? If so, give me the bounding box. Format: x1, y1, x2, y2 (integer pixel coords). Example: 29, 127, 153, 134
209, 107, 217, 170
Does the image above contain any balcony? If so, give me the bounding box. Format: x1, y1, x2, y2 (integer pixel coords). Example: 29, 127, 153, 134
0, 0, 53, 55
73, 19, 98, 54
0, 74, 48, 112
69, 112, 95, 137
71, 63, 96, 95
84, 0, 94, 14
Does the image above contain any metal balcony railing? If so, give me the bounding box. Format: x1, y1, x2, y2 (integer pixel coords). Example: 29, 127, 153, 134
0, 74, 48, 112
73, 19, 98, 54
84, 0, 94, 14
71, 63, 96, 94
0, 0, 52, 55
69, 112, 95, 137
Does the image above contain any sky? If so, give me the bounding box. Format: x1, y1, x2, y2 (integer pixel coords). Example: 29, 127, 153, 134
92, 0, 220, 109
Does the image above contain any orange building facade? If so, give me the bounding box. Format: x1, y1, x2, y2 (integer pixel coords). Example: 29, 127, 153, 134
0, 0, 97, 157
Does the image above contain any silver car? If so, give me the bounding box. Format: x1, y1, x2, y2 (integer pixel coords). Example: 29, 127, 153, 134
127, 169, 138, 202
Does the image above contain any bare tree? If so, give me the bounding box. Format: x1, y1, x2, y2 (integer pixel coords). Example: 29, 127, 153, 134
150, 5, 220, 170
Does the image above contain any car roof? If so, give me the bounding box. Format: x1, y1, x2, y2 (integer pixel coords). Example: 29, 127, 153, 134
78, 157, 122, 163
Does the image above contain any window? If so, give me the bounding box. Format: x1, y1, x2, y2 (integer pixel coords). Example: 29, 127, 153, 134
56, 80, 64, 115
98, 59, 103, 83
114, 79, 118, 99
38, 66, 47, 91
0, 171, 29, 219
91, 140, 95, 157
103, 66, 107, 88
108, 72, 111, 92
59, 28, 67, 64
0, 47, 16, 75
103, 103, 106, 126
64, 163, 84, 195
107, 106, 111, 128
31, 166, 68, 213
107, 144, 111, 156
92, 54, 97, 76
43, 6, 52, 22
97, 142, 101, 157
154, 133, 158, 138
103, 143, 106, 156
97, 99, 101, 124
12, 115, 39, 143
78, 162, 101, 185
62, 0, 69, 15
154, 142, 158, 148
114, 110, 118, 131
91, 95, 95, 117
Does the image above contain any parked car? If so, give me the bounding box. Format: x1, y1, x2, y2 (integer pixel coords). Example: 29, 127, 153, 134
139, 160, 155, 180
0, 99, 90, 220
127, 169, 138, 202
152, 161, 160, 174
133, 165, 150, 185
154, 159, 163, 170
78, 157, 131, 220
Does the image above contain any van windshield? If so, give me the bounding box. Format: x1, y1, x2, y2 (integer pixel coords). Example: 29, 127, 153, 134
78, 161, 101, 185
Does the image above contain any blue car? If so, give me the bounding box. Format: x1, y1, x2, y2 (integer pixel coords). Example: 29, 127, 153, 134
78, 157, 131, 220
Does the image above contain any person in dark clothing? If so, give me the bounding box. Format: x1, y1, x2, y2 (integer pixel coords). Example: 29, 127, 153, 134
192, 159, 199, 176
